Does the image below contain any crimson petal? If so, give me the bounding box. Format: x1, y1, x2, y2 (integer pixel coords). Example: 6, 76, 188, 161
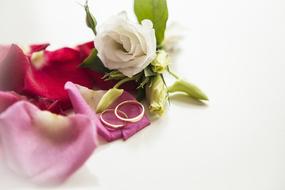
76, 41, 95, 61
24, 46, 94, 102
29, 43, 50, 54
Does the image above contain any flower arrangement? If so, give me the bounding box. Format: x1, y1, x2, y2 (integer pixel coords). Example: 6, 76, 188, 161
83, 0, 208, 117
0, 0, 208, 185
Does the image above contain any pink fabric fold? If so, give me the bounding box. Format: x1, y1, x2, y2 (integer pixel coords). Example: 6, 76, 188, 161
65, 82, 150, 141
0, 101, 97, 184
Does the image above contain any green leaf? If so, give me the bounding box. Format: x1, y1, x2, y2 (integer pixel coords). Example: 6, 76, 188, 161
168, 79, 209, 101
96, 88, 124, 113
103, 70, 126, 81
134, 0, 168, 45
80, 48, 109, 73
136, 87, 146, 101
84, 1, 97, 35
138, 76, 150, 89
144, 66, 156, 77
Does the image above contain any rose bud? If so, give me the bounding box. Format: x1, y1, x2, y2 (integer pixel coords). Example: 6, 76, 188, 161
146, 75, 168, 117
84, 1, 97, 35
151, 50, 171, 73
168, 79, 208, 101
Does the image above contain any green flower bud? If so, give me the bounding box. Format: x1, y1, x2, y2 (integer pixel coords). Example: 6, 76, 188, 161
151, 50, 171, 73
84, 1, 97, 35
96, 88, 123, 113
168, 79, 208, 101
146, 75, 168, 117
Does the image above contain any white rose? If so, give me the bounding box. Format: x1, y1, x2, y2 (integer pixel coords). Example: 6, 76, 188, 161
94, 12, 157, 77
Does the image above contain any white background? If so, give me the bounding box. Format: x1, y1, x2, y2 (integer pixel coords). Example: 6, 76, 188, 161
0, 0, 285, 189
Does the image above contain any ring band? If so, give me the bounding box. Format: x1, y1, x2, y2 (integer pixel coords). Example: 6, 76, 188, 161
114, 100, 144, 123
100, 109, 128, 129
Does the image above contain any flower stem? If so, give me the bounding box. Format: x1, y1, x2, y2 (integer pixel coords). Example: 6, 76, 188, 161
114, 77, 135, 89
167, 67, 180, 80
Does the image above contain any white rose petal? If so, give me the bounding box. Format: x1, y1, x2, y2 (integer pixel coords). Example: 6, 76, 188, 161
94, 12, 157, 77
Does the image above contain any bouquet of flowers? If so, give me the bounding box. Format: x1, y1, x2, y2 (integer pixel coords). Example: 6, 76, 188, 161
0, 0, 207, 185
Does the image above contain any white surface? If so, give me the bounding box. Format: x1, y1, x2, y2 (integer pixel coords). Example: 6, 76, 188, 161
0, 0, 285, 189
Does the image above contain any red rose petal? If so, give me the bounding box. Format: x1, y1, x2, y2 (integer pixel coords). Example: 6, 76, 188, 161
76, 41, 95, 61
1, 42, 138, 115
29, 43, 50, 53
24, 47, 94, 102
28, 97, 69, 115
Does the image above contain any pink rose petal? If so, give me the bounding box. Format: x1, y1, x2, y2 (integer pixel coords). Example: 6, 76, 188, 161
0, 91, 25, 113
65, 82, 150, 141
65, 82, 116, 141
0, 45, 10, 63
0, 44, 29, 92
0, 101, 97, 184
